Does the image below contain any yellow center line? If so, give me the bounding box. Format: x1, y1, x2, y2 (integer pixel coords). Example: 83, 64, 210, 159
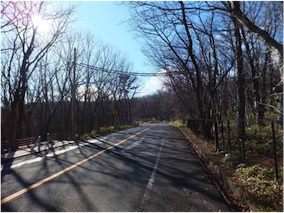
1, 126, 153, 205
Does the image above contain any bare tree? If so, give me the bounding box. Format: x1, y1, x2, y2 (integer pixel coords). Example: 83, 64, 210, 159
127, 1, 236, 138
126, 1, 282, 139
225, 1, 283, 124
1, 1, 75, 150
231, 7, 246, 144
229, 1, 283, 59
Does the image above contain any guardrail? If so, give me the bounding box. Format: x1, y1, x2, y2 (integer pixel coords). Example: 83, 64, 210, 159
30, 133, 56, 154
2, 132, 68, 154
2, 137, 37, 153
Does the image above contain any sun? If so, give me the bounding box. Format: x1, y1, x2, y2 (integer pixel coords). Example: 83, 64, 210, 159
31, 14, 51, 35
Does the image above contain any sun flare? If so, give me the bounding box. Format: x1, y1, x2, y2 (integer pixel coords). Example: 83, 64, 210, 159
31, 14, 51, 34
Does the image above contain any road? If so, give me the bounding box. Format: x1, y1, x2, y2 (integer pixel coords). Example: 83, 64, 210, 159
1, 124, 232, 211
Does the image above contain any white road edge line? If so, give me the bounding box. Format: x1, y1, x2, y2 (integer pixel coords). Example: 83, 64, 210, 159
140, 138, 164, 209
1, 126, 153, 205
1, 140, 101, 171
2, 128, 146, 171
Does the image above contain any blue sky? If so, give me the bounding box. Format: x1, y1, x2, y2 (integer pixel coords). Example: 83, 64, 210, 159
71, 1, 164, 96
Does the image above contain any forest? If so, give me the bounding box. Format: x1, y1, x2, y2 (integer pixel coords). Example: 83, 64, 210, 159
1, 1, 283, 152
127, 1, 283, 137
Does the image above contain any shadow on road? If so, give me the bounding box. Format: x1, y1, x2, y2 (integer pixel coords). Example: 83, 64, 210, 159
1, 125, 232, 211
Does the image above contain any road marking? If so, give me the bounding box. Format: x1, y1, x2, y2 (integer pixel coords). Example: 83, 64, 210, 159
140, 138, 164, 209
1, 140, 100, 171
121, 137, 144, 153
1, 126, 153, 205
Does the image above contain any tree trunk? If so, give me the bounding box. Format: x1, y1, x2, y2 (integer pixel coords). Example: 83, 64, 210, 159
232, 13, 246, 142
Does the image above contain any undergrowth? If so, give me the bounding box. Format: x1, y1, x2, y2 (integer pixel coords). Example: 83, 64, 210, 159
232, 165, 283, 211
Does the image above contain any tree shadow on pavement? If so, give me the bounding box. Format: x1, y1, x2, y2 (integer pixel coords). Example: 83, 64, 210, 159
1, 125, 233, 211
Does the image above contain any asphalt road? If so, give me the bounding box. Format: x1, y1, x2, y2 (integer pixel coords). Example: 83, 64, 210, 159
1, 124, 232, 211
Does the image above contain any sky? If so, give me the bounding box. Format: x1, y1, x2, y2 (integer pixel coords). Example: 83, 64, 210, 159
70, 1, 165, 96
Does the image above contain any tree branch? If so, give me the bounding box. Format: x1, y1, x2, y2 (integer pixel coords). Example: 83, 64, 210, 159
230, 1, 283, 59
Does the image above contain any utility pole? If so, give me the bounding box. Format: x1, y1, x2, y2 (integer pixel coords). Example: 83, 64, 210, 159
71, 47, 76, 141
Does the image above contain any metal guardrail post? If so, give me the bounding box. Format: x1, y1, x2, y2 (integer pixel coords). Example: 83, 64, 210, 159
30, 136, 41, 153
45, 133, 54, 153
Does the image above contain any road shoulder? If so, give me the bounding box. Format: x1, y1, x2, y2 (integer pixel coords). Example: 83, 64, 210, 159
177, 126, 252, 211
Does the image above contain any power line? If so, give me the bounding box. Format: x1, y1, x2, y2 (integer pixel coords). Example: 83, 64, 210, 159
77, 62, 183, 77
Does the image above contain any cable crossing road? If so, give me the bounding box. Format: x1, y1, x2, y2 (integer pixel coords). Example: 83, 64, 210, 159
1, 124, 232, 211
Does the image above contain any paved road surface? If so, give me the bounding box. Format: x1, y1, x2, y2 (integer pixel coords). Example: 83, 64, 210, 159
1, 124, 232, 211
